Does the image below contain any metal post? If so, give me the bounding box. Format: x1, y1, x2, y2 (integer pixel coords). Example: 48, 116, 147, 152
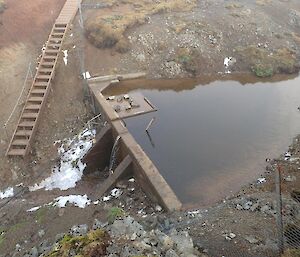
276, 165, 284, 255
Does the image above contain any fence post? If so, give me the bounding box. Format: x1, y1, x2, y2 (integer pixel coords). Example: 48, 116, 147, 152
276, 165, 284, 255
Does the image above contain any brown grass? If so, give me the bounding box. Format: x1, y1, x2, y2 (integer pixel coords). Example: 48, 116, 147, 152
85, 0, 197, 52
225, 2, 243, 9
282, 249, 300, 257
292, 33, 300, 45
256, 0, 272, 6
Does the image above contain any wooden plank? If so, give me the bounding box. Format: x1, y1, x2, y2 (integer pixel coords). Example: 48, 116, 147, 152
97, 155, 133, 198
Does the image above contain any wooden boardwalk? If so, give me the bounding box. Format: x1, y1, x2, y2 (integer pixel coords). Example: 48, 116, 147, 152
6, 0, 81, 157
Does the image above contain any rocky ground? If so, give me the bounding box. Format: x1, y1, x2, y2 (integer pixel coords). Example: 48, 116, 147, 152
1, 0, 300, 256
81, 0, 300, 79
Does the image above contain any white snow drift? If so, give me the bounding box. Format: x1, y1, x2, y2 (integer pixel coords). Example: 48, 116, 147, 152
30, 128, 96, 192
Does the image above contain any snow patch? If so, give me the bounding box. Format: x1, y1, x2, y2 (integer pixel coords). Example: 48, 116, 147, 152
53, 195, 91, 208
27, 206, 41, 212
224, 57, 234, 67
102, 188, 123, 202
30, 128, 96, 192
26, 195, 92, 212
0, 187, 14, 199
62, 50, 68, 65
257, 177, 266, 184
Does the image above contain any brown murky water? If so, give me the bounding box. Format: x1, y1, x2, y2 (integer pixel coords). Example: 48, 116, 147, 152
105, 74, 300, 207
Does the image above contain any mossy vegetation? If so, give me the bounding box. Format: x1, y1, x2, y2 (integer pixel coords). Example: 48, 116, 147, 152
251, 64, 273, 77
175, 47, 201, 75
46, 229, 110, 257
107, 207, 125, 224
238, 46, 299, 77
10, 221, 27, 233
0, 233, 5, 247
85, 0, 197, 52
35, 207, 48, 224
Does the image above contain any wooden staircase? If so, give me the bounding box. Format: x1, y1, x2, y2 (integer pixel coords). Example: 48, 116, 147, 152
6, 0, 81, 157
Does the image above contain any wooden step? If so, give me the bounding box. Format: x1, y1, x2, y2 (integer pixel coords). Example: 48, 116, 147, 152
49, 38, 62, 44
36, 75, 51, 79
51, 33, 64, 38
44, 49, 59, 56
40, 62, 55, 68
34, 82, 49, 87
31, 89, 46, 94
18, 121, 35, 127
54, 23, 68, 28
35, 76, 51, 82
7, 149, 26, 156
15, 130, 32, 136
53, 28, 66, 33
47, 43, 61, 49
28, 97, 44, 102
25, 104, 41, 110
22, 113, 38, 119
12, 139, 29, 146
38, 68, 53, 74
42, 56, 57, 61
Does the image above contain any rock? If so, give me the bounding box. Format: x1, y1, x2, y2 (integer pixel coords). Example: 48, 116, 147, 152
108, 254, 118, 257
150, 229, 174, 251
250, 203, 260, 212
163, 61, 183, 77
136, 53, 146, 62
170, 229, 194, 254
109, 216, 146, 239
38, 240, 51, 254
92, 219, 106, 230
244, 235, 259, 244
132, 240, 152, 251
260, 205, 271, 213
70, 224, 88, 236
131, 232, 137, 241
141, 215, 158, 230
38, 229, 45, 238
224, 232, 236, 240
106, 244, 123, 255
29, 247, 38, 257
236, 204, 243, 210
164, 218, 171, 230
155, 205, 163, 212
285, 175, 296, 182
161, 234, 174, 251
243, 201, 253, 210
54, 233, 65, 242
165, 249, 179, 257
15, 244, 21, 251
120, 246, 141, 257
